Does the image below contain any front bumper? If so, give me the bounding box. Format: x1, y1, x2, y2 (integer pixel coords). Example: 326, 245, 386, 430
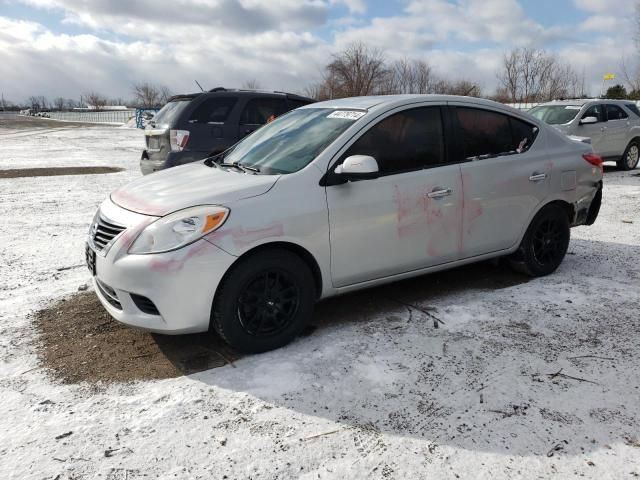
88, 201, 237, 334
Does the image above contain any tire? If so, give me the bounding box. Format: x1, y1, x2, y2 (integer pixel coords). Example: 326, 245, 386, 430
617, 140, 640, 170
211, 249, 316, 353
508, 204, 570, 277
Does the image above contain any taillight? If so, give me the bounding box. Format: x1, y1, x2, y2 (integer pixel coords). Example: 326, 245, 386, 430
169, 129, 190, 152
582, 153, 603, 173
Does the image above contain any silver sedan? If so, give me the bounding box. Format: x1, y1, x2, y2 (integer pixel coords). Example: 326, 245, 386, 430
86, 95, 603, 353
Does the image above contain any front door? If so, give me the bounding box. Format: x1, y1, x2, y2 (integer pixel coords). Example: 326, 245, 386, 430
326, 106, 464, 287
576, 104, 607, 155
448, 104, 550, 257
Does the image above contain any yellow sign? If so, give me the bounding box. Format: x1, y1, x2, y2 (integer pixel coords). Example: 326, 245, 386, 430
604, 73, 615, 81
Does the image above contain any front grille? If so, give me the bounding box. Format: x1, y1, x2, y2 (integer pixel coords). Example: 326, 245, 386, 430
92, 214, 126, 252
96, 279, 122, 310
130, 294, 160, 315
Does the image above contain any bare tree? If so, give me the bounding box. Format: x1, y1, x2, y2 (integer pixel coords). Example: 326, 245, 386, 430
242, 79, 262, 90
325, 42, 389, 98
497, 48, 580, 102
65, 98, 78, 110
159, 86, 172, 104
387, 58, 435, 94
28, 95, 48, 111
85, 91, 108, 110
53, 97, 65, 111
432, 79, 482, 97
131, 82, 171, 107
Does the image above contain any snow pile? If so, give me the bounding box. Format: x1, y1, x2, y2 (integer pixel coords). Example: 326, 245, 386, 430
0, 125, 639, 479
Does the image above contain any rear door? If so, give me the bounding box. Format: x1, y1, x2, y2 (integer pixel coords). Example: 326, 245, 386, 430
237, 97, 287, 139
576, 104, 607, 155
603, 104, 630, 157
326, 105, 464, 287
449, 104, 548, 258
183, 95, 238, 155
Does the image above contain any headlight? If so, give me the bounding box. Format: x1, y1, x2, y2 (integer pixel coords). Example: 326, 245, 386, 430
128, 206, 229, 254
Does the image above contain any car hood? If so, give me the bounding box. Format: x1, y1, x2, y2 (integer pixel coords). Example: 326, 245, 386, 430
111, 162, 279, 216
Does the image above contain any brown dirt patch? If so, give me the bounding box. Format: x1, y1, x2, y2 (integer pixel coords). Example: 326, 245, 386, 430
0, 167, 124, 178
34, 292, 241, 384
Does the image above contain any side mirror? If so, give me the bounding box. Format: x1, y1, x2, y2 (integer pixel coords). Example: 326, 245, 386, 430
335, 155, 380, 180
580, 116, 598, 125
143, 111, 155, 120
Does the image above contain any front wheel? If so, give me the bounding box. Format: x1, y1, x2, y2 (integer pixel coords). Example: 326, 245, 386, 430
508, 204, 570, 277
618, 140, 640, 170
211, 249, 316, 353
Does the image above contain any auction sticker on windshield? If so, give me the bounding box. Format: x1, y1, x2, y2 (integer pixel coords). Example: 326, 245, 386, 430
327, 110, 366, 120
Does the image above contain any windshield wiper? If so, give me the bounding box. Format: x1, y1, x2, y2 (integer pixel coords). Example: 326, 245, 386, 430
203, 152, 259, 173
204, 150, 228, 167
236, 163, 260, 173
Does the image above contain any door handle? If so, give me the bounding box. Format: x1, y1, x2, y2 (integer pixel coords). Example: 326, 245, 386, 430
529, 173, 547, 182
426, 188, 453, 198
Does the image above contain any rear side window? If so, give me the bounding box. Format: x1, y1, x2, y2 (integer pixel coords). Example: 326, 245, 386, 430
454, 107, 537, 160
345, 107, 445, 175
606, 104, 629, 120
240, 98, 287, 125
188, 97, 238, 124
625, 103, 640, 116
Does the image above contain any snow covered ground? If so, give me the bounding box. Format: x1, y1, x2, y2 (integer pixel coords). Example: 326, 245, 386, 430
1, 122, 639, 479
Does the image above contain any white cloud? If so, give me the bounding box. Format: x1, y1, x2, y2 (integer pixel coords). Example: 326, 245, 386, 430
0, 0, 637, 103
572, 0, 635, 14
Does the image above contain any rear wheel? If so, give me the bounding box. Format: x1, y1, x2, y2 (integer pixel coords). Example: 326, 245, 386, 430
211, 249, 315, 353
618, 140, 640, 170
508, 204, 570, 277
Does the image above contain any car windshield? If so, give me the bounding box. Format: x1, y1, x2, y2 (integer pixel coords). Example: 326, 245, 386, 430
528, 105, 582, 125
222, 108, 363, 174
151, 100, 191, 126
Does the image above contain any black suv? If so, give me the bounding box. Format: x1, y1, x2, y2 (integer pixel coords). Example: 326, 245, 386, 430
140, 87, 315, 175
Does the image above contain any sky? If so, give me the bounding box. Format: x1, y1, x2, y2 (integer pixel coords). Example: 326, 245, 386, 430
0, 0, 637, 103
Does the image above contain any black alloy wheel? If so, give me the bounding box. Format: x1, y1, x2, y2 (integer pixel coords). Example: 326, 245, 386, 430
508, 204, 570, 277
211, 249, 315, 353
237, 269, 300, 337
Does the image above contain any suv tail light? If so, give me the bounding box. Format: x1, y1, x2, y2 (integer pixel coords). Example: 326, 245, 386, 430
170, 129, 190, 152
582, 153, 603, 173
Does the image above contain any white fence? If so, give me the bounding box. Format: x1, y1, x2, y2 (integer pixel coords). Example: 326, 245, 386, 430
47, 110, 135, 124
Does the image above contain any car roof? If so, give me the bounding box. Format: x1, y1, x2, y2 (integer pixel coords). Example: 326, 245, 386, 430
167, 89, 314, 103
300, 94, 524, 114
536, 98, 638, 107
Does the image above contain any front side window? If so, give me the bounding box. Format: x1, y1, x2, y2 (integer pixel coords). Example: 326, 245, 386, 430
240, 98, 287, 125
188, 97, 238, 124
454, 107, 536, 160
343, 107, 445, 175
606, 104, 629, 120
222, 108, 360, 174
583, 105, 606, 122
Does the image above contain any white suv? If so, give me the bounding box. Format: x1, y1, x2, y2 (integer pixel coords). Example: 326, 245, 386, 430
87, 95, 603, 353
529, 99, 640, 170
